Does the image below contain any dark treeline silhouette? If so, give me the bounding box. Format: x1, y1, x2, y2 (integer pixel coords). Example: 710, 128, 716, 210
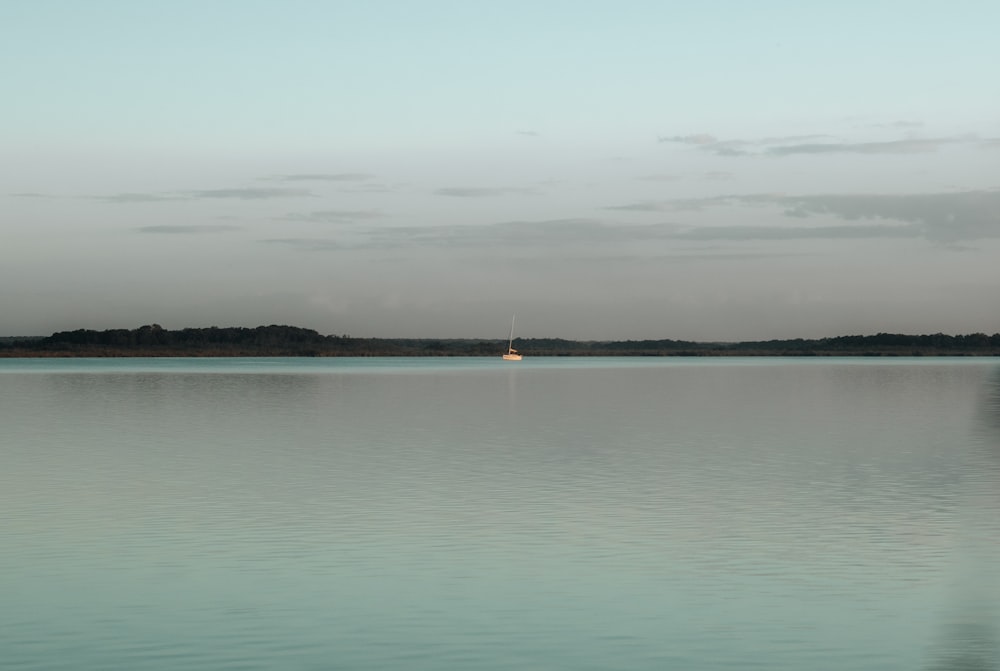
2, 324, 1000, 357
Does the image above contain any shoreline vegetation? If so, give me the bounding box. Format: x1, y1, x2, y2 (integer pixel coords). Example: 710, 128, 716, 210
2, 324, 1000, 357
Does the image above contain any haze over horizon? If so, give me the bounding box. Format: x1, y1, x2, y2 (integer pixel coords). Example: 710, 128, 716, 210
4, 2, 999, 341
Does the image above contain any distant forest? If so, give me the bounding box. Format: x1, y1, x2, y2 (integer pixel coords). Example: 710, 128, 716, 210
2, 324, 1000, 357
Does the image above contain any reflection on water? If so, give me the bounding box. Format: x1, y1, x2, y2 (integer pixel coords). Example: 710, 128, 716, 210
1, 358, 999, 670
924, 367, 1000, 671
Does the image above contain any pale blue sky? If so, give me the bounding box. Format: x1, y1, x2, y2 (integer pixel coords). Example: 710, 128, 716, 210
3, 1, 999, 339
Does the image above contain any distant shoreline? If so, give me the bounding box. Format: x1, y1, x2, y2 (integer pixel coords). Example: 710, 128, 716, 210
2, 324, 1000, 357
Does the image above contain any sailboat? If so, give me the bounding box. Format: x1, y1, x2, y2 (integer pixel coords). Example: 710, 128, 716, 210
502, 315, 522, 361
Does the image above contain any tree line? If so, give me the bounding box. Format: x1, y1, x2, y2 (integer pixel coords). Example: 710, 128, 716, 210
2, 324, 1000, 357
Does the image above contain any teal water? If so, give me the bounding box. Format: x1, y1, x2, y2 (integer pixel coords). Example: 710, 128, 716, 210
2, 357, 999, 670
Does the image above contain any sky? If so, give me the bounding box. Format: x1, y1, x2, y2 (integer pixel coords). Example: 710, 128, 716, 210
3, 1, 999, 341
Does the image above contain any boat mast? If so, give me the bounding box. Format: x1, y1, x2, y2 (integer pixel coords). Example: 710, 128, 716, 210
507, 314, 515, 353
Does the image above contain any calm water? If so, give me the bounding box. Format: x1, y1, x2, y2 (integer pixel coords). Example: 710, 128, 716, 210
2, 357, 999, 670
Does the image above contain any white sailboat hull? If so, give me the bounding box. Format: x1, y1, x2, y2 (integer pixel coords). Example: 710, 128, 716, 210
502, 315, 522, 361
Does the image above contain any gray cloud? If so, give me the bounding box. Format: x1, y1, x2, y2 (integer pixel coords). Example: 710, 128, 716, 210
706, 141, 753, 156
340, 182, 406, 193
283, 209, 385, 223
259, 218, 684, 252
633, 172, 732, 183
517, 130, 539, 137
260, 190, 1000, 252
97, 193, 180, 203
433, 187, 540, 198
637, 174, 682, 182
675, 223, 920, 241
659, 133, 717, 145
658, 134, 750, 156
266, 173, 375, 182
605, 201, 668, 212
641, 190, 1000, 243
660, 131, 973, 157
260, 237, 347, 251
428, 219, 677, 247
766, 138, 955, 156
758, 134, 836, 145
605, 197, 723, 212
138, 225, 241, 234
362, 218, 608, 248
766, 191, 1000, 242
97, 187, 315, 203
500, 249, 811, 267
188, 188, 314, 200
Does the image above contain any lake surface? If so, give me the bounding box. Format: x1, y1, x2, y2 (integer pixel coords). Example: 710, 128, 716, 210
2, 357, 999, 670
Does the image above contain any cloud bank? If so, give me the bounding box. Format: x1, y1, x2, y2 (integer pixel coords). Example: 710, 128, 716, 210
282, 209, 385, 223
659, 132, 993, 157
265, 173, 375, 182
609, 190, 1000, 243
433, 187, 540, 198
138, 225, 241, 234
96, 188, 315, 203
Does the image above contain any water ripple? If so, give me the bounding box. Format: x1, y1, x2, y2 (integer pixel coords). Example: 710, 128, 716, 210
2, 359, 999, 670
